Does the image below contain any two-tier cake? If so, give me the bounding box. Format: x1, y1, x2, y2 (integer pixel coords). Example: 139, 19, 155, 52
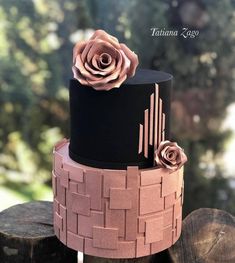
52, 29, 187, 258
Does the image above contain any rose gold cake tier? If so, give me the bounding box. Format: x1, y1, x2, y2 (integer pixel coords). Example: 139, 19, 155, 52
53, 139, 184, 258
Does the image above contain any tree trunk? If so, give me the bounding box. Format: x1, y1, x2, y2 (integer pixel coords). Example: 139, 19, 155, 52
169, 208, 235, 263
0, 201, 77, 263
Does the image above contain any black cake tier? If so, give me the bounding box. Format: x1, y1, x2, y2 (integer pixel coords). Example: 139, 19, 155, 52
69, 69, 172, 169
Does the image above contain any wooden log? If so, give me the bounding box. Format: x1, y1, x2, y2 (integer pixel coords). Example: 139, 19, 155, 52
84, 249, 171, 263
169, 208, 235, 263
0, 201, 77, 263
84, 255, 153, 263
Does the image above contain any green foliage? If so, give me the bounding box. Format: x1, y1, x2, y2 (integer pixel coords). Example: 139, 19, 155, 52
123, 0, 235, 215
0, 0, 84, 208
0, 0, 235, 214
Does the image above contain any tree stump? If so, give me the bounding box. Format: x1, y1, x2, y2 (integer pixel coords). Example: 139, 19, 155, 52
84, 250, 171, 263
169, 208, 235, 263
0, 201, 77, 263
83, 255, 153, 263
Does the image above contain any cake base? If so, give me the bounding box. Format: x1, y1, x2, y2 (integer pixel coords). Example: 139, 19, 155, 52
52, 139, 184, 258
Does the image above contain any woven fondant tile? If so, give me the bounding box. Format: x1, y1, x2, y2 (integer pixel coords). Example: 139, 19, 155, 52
176, 215, 182, 237
136, 236, 151, 258
127, 167, 139, 188
59, 204, 67, 244
69, 181, 86, 195
67, 211, 77, 234
78, 211, 104, 238
77, 182, 86, 195
53, 199, 60, 238
172, 215, 182, 244
105, 202, 125, 237
117, 241, 136, 258
67, 231, 84, 251
110, 188, 132, 210
139, 214, 159, 234
54, 138, 68, 151
151, 226, 173, 254
174, 197, 182, 220
72, 193, 91, 216
85, 170, 102, 210
103, 170, 126, 198
93, 226, 118, 250
53, 198, 59, 213
52, 172, 57, 197
126, 167, 139, 241
172, 229, 177, 244
163, 208, 174, 227
140, 169, 163, 186
66, 190, 78, 233
54, 153, 69, 185
54, 153, 63, 175
85, 238, 136, 258
56, 178, 66, 206
55, 212, 63, 229
164, 192, 176, 209
140, 184, 164, 215
145, 217, 163, 244
138, 208, 173, 233
64, 162, 84, 182
69, 182, 77, 193
162, 170, 179, 197
176, 167, 184, 198
60, 170, 69, 188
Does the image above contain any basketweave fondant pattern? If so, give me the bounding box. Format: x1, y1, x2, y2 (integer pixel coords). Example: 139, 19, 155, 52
53, 139, 184, 258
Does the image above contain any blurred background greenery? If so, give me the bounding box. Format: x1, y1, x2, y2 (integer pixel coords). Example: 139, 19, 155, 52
0, 0, 235, 216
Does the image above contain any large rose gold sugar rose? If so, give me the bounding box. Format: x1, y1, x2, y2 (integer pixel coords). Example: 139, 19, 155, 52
155, 140, 187, 172
72, 30, 139, 91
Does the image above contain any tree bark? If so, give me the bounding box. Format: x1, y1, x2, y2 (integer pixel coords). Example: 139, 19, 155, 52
0, 201, 77, 263
169, 208, 235, 263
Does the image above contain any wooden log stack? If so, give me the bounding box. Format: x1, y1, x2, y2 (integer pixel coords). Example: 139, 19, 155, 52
0, 201, 234, 263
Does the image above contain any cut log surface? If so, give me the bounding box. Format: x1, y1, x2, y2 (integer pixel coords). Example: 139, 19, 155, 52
0, 201, 77, 263
169, 208, 235, 263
